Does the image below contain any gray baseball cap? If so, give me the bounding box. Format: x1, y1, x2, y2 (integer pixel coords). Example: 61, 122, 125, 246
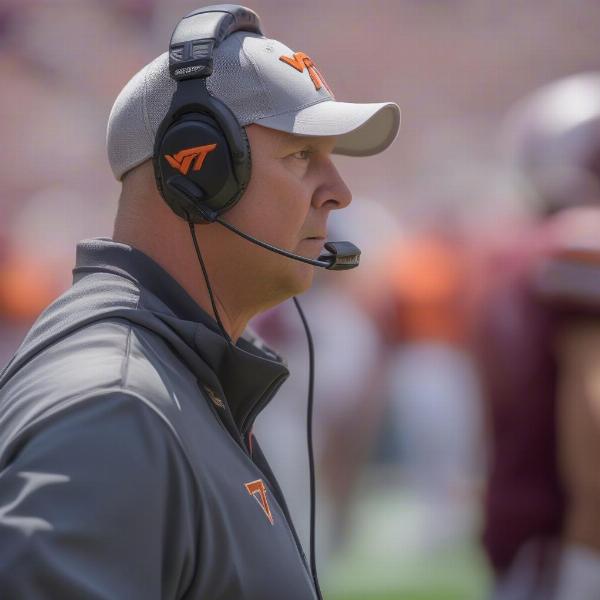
107, 32, 401, 181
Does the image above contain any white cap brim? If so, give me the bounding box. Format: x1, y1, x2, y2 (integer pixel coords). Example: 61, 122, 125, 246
253, 100, 401, 157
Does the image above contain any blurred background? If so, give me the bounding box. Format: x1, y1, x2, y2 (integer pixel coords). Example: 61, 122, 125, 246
2, 1, 600, 599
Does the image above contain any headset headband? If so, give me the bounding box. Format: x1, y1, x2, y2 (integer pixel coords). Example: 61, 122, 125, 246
153, 5, 262, 218
169, 5, 263, 81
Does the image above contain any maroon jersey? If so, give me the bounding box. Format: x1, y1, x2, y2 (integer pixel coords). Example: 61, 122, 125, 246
473, 221, 566, 575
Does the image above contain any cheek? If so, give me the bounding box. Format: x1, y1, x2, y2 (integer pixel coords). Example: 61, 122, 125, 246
235, 159, 311, 245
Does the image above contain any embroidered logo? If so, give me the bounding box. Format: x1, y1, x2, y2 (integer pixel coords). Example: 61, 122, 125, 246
244, 479, 274, 525
203, 385, 225, 410
279, 52, 332, 94
164, 143, 217, 175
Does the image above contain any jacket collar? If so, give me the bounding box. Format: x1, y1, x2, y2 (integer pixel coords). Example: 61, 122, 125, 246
74, 238, 289, 434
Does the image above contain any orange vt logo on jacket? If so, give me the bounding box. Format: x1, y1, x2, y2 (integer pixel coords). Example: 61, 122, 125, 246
164, 143, 217, 175
279, 52, 331, 94
244, 479, 274, 525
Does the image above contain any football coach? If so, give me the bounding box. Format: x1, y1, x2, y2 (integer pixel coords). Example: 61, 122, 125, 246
0, 5, 399, 599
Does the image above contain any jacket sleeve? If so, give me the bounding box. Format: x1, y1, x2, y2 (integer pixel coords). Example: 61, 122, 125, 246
0, 392, 198, 600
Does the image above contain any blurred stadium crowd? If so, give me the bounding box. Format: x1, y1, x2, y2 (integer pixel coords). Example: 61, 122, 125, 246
2, 1, 600, 599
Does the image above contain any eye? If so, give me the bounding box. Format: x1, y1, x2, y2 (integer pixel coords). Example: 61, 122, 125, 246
292, 148, 312, 160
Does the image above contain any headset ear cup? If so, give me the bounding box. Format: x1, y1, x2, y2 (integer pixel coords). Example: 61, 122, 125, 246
158, 114, 239, 222
153, 77, 252, 223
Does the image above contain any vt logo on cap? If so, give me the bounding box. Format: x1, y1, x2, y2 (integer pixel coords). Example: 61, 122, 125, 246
279, 52, 331, 94
164, 143, 217, 175
244, 479, 274, 525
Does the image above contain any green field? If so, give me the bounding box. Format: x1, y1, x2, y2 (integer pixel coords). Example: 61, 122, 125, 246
322, 482, 490, 600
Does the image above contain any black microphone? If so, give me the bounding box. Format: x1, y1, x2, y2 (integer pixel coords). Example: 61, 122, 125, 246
212, 215, 361, 271
188, 203, 360, 271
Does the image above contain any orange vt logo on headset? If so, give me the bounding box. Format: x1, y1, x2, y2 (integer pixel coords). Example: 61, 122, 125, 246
164, 143, 217, 175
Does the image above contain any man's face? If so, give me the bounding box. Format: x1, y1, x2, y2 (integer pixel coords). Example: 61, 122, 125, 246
224, 124, 352, 300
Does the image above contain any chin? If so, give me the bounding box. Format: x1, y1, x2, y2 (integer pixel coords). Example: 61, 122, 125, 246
274, 260, 316, 300
294, 265, 316, 294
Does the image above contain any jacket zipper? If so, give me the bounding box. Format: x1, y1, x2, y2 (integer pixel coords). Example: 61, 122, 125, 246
239, 374, 315, 586
199, 375, 315, 592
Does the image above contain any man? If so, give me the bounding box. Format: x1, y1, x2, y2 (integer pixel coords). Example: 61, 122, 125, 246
0, 5, 399, 599
473, 72, 600, 600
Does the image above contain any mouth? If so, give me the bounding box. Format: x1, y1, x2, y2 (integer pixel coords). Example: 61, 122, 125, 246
302, 237, 326, 248
300, 236, 326, 258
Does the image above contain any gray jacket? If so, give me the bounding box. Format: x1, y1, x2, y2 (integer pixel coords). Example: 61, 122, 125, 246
0, 238, 317, 599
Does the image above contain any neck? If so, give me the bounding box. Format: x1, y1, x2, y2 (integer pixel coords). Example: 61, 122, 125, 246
113, 221, 259, 344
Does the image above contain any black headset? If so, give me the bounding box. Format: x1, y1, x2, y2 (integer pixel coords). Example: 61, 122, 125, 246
152, 4, 360, 271
153, 4, 260, 224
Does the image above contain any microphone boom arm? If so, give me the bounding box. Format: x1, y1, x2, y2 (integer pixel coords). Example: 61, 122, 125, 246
212, 215, 361, 270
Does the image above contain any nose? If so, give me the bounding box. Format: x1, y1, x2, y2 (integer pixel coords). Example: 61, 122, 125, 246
311, 155, 353, 211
